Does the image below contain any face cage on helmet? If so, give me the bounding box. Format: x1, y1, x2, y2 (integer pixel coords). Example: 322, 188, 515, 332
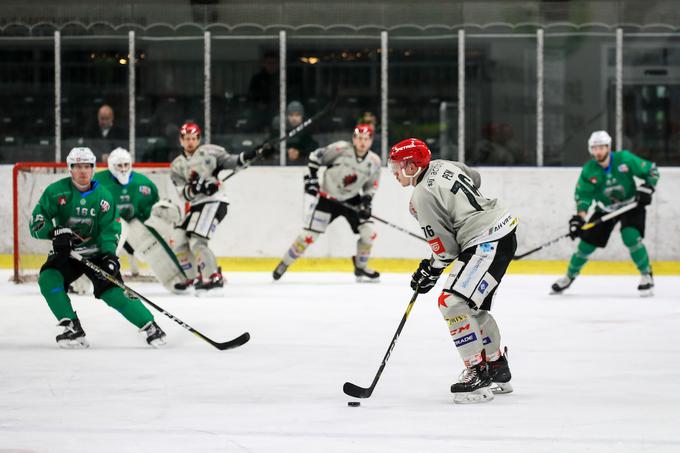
389, 157, 424, 182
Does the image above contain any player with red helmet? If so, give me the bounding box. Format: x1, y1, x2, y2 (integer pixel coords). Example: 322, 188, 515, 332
389, 138, 518, 404
272, 123, 382, 282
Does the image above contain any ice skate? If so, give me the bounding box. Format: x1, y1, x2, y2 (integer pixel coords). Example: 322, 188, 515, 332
195, 268, 225, 297
450, 361, 494, 404
173, 276, 200, 294
56, 316, 89, 349
488, 347, 513, 394
273, 261, 288, 281
638, 272, 654, 297
140, 321, 167, 348
551, 275, 574, 294
352, 256, 380, 283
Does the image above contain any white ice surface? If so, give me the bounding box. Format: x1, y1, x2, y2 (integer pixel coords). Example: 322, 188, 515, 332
1, 270, 679, 453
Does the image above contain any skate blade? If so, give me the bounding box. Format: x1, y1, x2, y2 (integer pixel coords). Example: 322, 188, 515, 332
195, 288, 225, 298
453, 387, 494, 404
491, 382, 513, 394
57, 338, 90, 349
355, 276, 381, 283
148, 337, 167, 348
639, 289, 654, 297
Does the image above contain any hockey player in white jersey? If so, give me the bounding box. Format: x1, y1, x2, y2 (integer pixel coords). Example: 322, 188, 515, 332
389, 138, 517, 404
170, 122, 272, 295
273, 124, 381, 281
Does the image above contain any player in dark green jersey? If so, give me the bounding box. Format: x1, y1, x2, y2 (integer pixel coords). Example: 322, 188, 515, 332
552, 131, 660, 296
30, 147, 167, 348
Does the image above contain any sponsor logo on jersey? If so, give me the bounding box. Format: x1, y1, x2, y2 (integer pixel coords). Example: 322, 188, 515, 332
58, 196, 67, 206
139, 185, 151, 195
342, 173, 358, 187
428, 237, 446, 254
478, 280, 489, 294
482, 336, 491, 345
100, 200, 110, 213
590, 177, 598, 184
80, 199, 86, 205
618, 164, 629, 173
454, 332, 477, 347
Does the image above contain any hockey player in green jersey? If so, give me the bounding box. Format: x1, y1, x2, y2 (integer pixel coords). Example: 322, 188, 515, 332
552, 130, 660, 296
30, 147, 166, 348
93, 148, 187, 293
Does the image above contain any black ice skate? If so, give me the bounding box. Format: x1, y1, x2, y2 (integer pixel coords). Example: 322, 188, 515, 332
352, 256, 380, 283
450, 360, 494, 404
551, 275, 574, 294
488, 347, 513, 394
141, 321, 167, 348
195, 268, 225, 297
56, 316, 89, 349
173, 276, 200, 293
638, 272, 654, 297
272, 261, 288, 281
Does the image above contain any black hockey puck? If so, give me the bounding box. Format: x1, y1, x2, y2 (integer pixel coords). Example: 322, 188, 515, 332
348, 401, 361, 407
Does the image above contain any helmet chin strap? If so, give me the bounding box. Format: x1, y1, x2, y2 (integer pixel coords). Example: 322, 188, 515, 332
400, 166, 423, 186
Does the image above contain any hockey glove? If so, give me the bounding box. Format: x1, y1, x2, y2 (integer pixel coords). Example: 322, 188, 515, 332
99, 254, 121, 277
304, 174, 320, 196
189, 177, 220, 196
51, 227, 73, 256
635, 184, 654, 207
358, 194, 373, 220
568, 214, 585, 240
410, 259, 445, 294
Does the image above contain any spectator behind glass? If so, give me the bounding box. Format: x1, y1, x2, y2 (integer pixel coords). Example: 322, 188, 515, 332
272, 101, 318, 165
81, 104, 127, 161
471, 122, 524, 165
248, 52, 279, 131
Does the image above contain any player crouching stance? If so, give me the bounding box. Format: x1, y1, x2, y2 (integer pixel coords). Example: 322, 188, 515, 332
273, 124, 381, 282
94, 147, 188, 294
170, 122, 273, 296
390, 139, 516, 404
551, 130, 660, 297
30, 147, 166, 348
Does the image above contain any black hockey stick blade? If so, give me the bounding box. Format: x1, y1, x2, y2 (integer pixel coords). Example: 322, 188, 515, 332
210, 332, 251, 350
343, 381, 374, 399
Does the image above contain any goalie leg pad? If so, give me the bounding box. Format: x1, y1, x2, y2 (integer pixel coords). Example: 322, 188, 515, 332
125, 219, 187, 292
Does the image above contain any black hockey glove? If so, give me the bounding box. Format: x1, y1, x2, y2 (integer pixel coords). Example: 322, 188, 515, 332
358, 194, 373, 220
51, 227, 73, 256
304, 174, 320, 196
99, 254, 120, 277
635, 183, 654, 207
189, 177, 219, 196
568, 214, 585, 240
410, 259, 445, 294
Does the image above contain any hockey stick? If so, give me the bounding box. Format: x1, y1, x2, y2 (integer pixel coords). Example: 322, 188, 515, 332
221, 98, 339, 182
69, 252, 250, 351
319, 192, 427, 243
343, 287, 420, 399
513, 202, 639, 260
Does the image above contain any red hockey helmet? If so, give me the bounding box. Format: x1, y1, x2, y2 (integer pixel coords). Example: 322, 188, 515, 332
180, 122, 201, 138
389, 138, 431, 172
354, 123, 374, 138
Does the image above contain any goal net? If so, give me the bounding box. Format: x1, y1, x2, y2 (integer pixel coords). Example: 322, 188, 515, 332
12, 162, 181, 283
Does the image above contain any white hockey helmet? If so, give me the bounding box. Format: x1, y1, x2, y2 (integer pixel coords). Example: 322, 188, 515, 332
587, 130, 612, 154
66, 147, 96, 168
108, 147, 133, 185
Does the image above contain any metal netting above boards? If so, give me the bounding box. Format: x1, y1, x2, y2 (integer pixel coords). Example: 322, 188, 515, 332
3, 27, 680, 166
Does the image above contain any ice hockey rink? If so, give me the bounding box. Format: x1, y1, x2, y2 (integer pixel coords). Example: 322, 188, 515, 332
1, 270, 679, 453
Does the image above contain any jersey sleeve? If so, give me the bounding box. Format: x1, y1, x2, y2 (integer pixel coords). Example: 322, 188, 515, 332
308, 142, 344, 172
29, 187, 58, 240
135, 175, 160, 222
621, 150, 660, 187
362, 154, 381, 198
96, 192, 121, 255
411, 186, 460, 268
574, 167, 596, 213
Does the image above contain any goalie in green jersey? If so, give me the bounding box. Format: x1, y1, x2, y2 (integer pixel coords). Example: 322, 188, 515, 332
30, 147, 167, 348
93, 148, 187, 293
551, 131, 660, 297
